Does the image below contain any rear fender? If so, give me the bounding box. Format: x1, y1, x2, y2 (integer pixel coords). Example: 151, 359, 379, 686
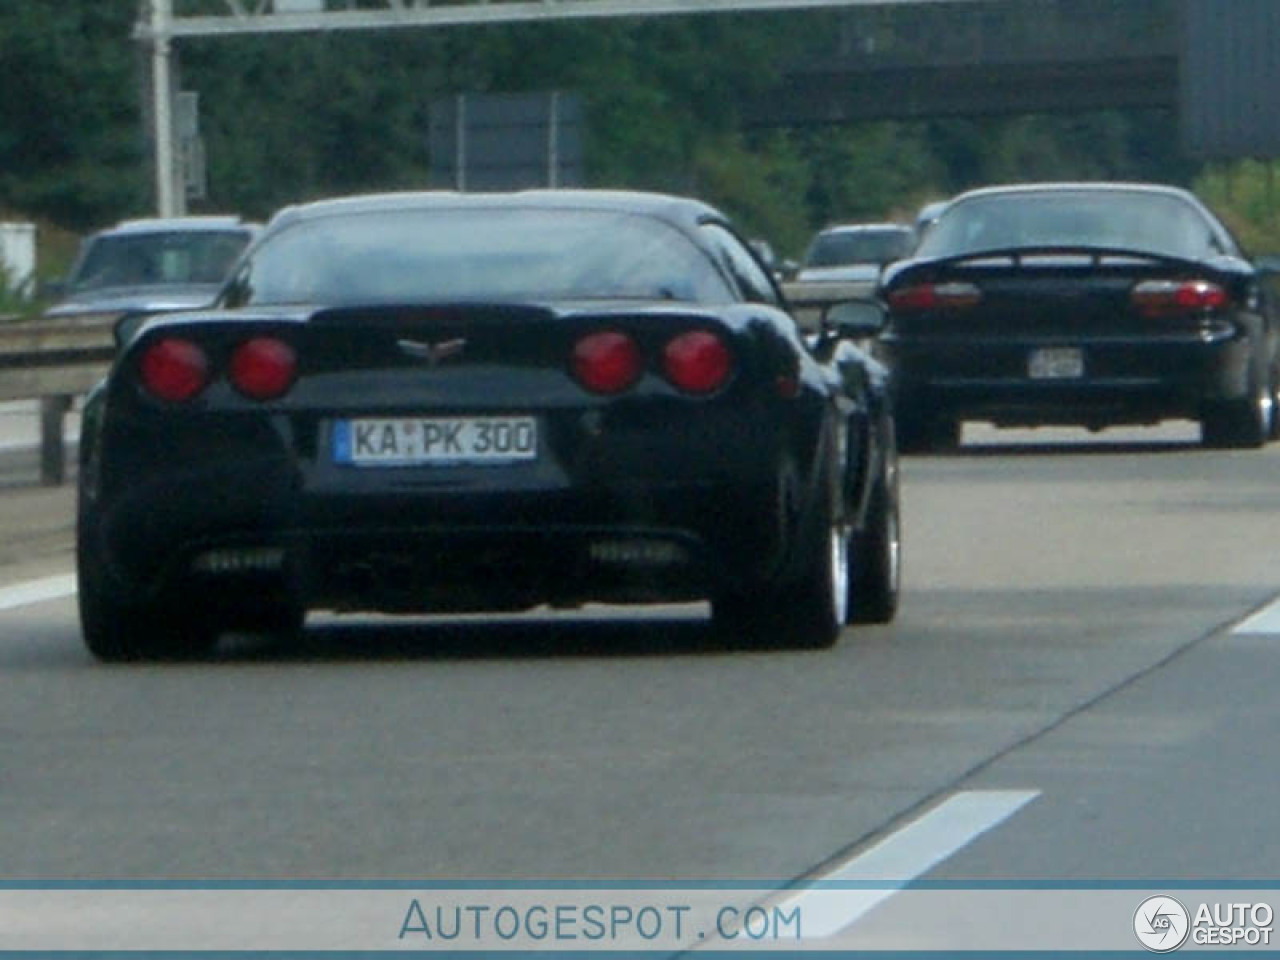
77, 379, 109, 502
780, 407, 842, 584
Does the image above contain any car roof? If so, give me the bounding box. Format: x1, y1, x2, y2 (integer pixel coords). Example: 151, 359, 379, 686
265, 190, 727, 235
947, 181, 1201, 204
99, 216, 259, 236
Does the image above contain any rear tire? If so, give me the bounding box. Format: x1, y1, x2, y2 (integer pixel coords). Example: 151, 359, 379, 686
1201, 364, 1271, 449
784, 513, 847, 649
78, 571, 219, 662
1268, 363, 1280, 441
712, 451, 847, 650
848, 438, 901, 625
77, 496, 218, 662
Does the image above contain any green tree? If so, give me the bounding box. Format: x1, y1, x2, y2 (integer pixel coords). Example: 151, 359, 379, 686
1195, 159, 1280, 254
0, 2, 144, 227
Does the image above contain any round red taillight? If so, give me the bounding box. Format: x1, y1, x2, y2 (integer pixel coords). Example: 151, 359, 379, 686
662, 330, 733, 394
138, 338, 209, 403
229, 337, 297, 400
572, 331, 643, 395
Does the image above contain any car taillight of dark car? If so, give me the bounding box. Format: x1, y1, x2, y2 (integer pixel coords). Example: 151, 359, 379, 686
571, 328, 735, 396
137, 335, 297, 403
1130, 279, 1228, 318
886, 281, 983, 312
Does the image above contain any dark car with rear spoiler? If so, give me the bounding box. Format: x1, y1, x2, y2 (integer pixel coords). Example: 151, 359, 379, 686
76, 190, 900, 660
878, 182, 1280, 451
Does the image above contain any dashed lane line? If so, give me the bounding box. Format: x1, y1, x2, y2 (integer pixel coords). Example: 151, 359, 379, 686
1232, 593, 1280, 635
770, 789, 1041, 939
0, 573, 76, 613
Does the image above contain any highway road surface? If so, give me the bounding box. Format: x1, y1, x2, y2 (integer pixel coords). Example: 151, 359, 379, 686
1, 420, 1279, 946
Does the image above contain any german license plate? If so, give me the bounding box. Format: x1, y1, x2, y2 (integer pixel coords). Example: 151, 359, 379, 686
1028, 347, 1084, 379
333, 416, 537, 466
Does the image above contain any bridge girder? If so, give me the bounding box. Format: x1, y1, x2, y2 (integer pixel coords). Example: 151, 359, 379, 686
142, 0, 986, 38
746, 56, 1179, 126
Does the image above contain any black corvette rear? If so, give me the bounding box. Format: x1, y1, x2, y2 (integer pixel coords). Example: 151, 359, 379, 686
881, 184, 1280, 451
85, 302, 820, 609
77, 191, 900, 660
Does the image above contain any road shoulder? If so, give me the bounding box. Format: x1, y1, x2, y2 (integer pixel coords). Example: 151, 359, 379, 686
0, 482, 75, 587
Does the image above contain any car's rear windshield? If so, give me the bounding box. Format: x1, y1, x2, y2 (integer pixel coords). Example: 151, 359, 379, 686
804, 228, 915, 268
225, 208, 733, 306
72, 230, 253, 290
915, 191, 1220, 261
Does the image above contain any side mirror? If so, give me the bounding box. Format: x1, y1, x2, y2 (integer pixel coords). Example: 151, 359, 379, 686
824, 299, 886, 339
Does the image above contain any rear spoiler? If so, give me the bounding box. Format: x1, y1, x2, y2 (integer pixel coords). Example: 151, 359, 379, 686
897, 245, 1211, 273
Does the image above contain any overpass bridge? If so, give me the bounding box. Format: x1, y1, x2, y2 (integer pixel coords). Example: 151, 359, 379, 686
746, 0, 1180, 124
141, 0, 1275, 214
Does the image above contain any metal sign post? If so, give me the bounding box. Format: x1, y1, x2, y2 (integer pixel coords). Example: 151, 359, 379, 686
149, 0, 180, 217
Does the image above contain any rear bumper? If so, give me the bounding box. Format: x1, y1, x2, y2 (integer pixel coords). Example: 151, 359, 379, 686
82, 404, 823, 612
884, 331, 1253, 427
88, 483, 794, 614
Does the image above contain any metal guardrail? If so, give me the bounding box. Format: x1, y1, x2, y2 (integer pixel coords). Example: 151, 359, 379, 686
0, 320, 114, 486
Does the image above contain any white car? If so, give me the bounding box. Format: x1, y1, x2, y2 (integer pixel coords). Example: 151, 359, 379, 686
796, 223, 917, 284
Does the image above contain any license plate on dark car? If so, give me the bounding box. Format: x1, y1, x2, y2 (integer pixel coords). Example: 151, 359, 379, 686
333, 416, 538, 466
1028, 347, 1084, 379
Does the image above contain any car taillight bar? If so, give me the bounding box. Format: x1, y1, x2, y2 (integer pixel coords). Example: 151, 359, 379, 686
572, 331, 644, 395
138, 338, 210, 403
137, 335, 300, 403
571, 328, 737, 397
1131, 279, 1228, 318
887, 281, 983, 312
662, 330, 733, 395
229, 337, 297, 400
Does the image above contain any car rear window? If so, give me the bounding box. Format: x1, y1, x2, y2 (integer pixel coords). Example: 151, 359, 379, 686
227, 208, 734, 306
915, 191, 1220, 261
804, 228, 915, 267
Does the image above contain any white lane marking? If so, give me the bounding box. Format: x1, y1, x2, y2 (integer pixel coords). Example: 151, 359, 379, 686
1233, 594, 1280, 635
0, 573, 77, 612
0, 441, 46, 455
0, 436, 80, 455
772, 789, 1040, 938
0, 399, 81, 455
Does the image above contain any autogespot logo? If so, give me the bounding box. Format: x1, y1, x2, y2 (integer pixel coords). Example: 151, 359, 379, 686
1134, 896, 1191, 952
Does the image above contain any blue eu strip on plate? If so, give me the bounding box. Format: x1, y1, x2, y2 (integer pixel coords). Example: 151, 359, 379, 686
332, 419, 352, 464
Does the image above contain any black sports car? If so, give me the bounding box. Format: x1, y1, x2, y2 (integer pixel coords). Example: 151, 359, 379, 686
879, 182, 1280, 451
77, 190, 899, 660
